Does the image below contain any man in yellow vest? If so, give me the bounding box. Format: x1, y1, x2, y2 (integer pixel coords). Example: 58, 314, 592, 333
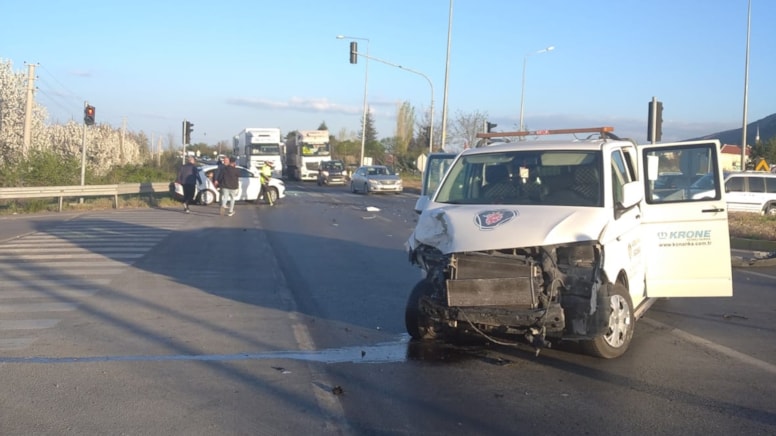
261, 161, 274, 206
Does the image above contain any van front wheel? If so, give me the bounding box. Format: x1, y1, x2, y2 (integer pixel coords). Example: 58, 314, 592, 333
581, 283, 634, 359
405, 280, 439, 341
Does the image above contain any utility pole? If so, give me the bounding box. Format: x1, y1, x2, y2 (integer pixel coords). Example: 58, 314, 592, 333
740, 0, 752, 170
23, 63, 36, 157
440, 0, 453, 150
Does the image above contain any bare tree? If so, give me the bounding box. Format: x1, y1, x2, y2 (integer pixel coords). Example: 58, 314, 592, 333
449, 109, 489, 152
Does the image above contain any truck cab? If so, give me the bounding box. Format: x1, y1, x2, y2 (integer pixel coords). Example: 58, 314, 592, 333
406, 127, 732, 358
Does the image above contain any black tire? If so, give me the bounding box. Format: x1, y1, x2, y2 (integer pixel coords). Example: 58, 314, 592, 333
764, 203, 776, 216
197, 189, 217, 205
363, 183, 370, 195
266, 187, 279, 204
350, 181, 357, 193
581, 282, 634, 359
405, 279, 439, 340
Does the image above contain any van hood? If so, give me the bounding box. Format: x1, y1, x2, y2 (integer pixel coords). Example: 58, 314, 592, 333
408, 204, 609, 254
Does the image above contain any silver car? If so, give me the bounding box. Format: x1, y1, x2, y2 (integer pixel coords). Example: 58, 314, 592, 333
349, 165, 403, 194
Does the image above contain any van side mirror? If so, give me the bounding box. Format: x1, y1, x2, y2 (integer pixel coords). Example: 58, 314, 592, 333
619, 181, 643, 209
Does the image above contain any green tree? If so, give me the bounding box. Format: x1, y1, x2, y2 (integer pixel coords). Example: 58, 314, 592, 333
360, 109, 383, 162
394, 101, 415, 155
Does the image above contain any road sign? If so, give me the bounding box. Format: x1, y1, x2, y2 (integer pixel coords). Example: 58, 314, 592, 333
416, 154, 427, 172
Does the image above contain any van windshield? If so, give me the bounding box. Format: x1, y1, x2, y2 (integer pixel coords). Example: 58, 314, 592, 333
435, 150, 602, 207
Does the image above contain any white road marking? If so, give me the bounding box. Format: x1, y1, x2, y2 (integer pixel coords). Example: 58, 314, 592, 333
641, 317, 776, 375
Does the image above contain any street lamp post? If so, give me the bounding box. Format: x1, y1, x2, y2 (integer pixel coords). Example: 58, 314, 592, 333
740, 0, 751, 170
518, 46, 554, 132
396, 65, 434, 156
337, 35, 370, 166
345, 50, 434, 157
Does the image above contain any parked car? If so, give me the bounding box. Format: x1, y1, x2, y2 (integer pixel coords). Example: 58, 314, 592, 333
317, 160, 347, 186
723, 172, 776, 215
172, 164, 285, 205
350, 165, 403, 194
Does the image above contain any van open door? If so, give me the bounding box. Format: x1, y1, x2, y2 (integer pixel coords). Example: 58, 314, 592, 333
414, 152, 457, 213
638, 140, 732, 298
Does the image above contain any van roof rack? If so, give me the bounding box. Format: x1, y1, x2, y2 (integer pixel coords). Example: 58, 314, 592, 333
476, 126, 615, 140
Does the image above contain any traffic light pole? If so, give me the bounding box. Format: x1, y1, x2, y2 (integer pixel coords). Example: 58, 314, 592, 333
81, 101, 88, 187
182, 120, 187, 165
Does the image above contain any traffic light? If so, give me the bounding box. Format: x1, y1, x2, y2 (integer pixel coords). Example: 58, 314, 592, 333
183, 120, 194, 144
486, 121, 497, 132
647, 100, 663, 142
655, 101, 663, 142
84, 105, 95, 126
349, 41, 358, 64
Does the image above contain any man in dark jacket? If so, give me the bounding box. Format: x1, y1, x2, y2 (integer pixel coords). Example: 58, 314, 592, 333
216, 156, 240, 216
176, 156, 198, 213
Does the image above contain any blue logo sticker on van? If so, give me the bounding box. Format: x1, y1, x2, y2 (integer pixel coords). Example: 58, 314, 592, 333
474, 209, 518, 230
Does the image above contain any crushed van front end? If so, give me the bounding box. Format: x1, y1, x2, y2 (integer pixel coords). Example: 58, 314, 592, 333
407, 239, 612, 353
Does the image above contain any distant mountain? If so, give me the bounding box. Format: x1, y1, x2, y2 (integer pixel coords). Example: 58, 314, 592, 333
693, 113, 776, 145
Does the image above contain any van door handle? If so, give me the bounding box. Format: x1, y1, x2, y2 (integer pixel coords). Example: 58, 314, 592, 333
701, 207, 725, 213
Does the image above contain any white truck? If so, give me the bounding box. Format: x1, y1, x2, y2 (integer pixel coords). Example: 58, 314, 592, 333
406, 126, 732, 358
285, 130, 331, 181
233, 128, 283, 178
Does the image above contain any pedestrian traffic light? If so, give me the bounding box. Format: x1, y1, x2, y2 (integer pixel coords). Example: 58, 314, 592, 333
183, 120, 194, 144
349, 41, 358, 64
486, 121, 497, 132
84, 105, 95, 126
647, 100, 663, 142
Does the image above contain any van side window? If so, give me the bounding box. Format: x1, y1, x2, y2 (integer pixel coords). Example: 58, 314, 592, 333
611, 150, 631, 206
767, 178, 776, 194
643, 144, 719, 203
726, 177, 744, 192
748, 176, 765, 193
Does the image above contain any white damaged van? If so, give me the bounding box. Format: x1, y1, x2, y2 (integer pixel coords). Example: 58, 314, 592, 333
406, 127, 732, 358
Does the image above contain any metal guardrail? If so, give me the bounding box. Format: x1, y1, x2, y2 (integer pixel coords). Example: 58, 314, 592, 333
0, 182, 171, 212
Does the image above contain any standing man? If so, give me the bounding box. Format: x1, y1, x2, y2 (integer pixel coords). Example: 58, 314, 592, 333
176, 155, 198, 213
216, 156, 240, 216
260, 161, 274, 206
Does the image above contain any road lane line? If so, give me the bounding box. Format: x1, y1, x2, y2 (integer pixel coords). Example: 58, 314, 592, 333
641, 317, 776, 375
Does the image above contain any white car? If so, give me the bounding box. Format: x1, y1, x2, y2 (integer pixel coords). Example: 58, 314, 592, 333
350, 165, 403, 194
722, 172, 776, 215
173, 164, 285, 205
407, 127, 732, 359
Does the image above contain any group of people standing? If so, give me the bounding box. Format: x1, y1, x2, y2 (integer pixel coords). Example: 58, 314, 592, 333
175, 156, 274, 216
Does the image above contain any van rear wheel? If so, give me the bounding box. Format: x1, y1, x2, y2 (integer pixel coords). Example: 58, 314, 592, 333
581, 283, 634, 359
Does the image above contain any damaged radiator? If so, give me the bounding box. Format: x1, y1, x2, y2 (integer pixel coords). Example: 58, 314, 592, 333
446, 252, 540, 308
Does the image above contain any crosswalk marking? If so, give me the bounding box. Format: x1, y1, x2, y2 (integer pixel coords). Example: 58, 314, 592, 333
0, 209, 185, 351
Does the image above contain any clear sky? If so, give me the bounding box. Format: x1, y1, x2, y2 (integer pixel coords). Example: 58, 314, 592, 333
2, 0, 773, 149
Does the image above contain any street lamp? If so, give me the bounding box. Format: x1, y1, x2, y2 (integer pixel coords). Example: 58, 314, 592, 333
396, 65, 434, 156
740, 0, 751, 170
337, 35, 370, 166
344, 50, 434, 157
518, 45, 554, 132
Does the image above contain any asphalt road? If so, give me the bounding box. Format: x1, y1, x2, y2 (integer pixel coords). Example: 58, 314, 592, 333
0, 183, 774, 435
